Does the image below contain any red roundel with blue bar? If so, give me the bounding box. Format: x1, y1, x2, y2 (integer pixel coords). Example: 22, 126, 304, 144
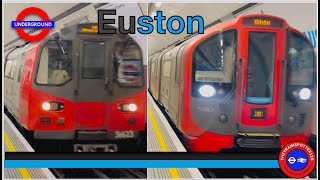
278, 142, 315, 178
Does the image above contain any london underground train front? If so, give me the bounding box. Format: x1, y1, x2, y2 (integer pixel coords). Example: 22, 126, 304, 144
183, 14, 316, 152
27, 23, 146, 151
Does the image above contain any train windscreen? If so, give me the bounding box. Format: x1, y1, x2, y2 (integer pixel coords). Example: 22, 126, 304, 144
192, 30, 237, 98
36, 40, 72, 85
115, 42, 143, 87
287, 31, 315, 86
246, 32, 275, 104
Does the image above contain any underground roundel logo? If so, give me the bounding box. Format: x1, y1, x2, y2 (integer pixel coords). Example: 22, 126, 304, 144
278, 142, 315, 178
12, 7, 54, 42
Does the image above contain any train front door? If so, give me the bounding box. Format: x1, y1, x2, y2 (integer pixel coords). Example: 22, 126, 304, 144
238, 28, 286, 133
73, 38, 112, 130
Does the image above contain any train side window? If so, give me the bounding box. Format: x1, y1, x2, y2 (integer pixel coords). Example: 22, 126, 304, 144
5, 60, 13, 78
162, 60, 171, 78
82, 41, 106, 79
36, 40, 72, 85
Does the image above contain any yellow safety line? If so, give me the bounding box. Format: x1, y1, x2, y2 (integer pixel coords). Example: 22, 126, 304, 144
148, 107, 181, 179
4, 132, 32, 179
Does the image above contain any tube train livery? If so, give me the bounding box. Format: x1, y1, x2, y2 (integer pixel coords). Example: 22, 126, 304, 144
149, 14, 316, 152
4, 23, 146, 151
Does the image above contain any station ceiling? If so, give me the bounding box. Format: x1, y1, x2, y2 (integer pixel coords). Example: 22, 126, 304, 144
148, 3, 247, 54
3, 3, 147, 48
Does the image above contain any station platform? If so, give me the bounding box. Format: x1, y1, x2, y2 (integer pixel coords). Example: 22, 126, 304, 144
4, 114, 56, 179
147, 93, 203, 179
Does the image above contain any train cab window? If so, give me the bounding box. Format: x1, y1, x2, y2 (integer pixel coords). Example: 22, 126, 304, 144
287, 31, 315, 86
114, 42, 143, 87
36, 40, 72, 85
82, 41, 106, 79
192, 30, 237, 97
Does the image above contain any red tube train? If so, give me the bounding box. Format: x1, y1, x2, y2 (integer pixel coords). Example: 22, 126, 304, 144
149, 14, 316, 152
4, 23, 146, 151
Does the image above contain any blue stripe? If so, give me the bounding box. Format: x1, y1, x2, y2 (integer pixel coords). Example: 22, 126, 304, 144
4, 160, 279, 168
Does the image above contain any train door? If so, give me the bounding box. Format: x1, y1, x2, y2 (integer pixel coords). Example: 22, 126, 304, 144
159, 52, 171, 109
168, 46, 182, 125
4, 57, 14, 112
12, 52, 26, 118
238, 28, 285, 132
153, 54, 161, 100
74, 38, 112, 129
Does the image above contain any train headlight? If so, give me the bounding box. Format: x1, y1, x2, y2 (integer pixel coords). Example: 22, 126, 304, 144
41, 101, 64, 111
199, 85, 216, 97
299, 88, 311, 100
119, 103, 138, 112
128, 104, 138, 112
42, 102, 51, 111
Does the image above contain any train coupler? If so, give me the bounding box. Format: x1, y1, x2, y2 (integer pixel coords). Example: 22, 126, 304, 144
74, 144, 118, 152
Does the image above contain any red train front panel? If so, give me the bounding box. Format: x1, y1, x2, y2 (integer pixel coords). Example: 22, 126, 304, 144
178, 14, 316, 152
17, 23, 146, 140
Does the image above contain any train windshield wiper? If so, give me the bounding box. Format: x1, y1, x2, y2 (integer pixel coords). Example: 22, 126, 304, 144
54, 36, 69, 61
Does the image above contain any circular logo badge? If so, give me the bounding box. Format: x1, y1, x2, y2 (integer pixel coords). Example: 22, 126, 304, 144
16, 7, 51, 42
279, 142, 315, 178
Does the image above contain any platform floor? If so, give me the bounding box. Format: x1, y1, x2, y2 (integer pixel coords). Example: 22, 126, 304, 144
3, 114, 56, 179
147, 93, 203, 179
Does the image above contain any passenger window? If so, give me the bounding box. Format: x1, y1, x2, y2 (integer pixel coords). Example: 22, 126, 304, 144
162, 60, 171, 78
36, 40, 72, 85
82, 41, 106, 79
5, 60, 13, 78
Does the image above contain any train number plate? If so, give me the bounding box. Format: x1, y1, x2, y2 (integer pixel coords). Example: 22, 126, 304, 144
114, 131, 135, 139
250, 108, 267, 119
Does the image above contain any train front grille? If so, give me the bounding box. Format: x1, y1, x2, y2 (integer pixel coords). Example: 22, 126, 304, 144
235, 137, 279, 148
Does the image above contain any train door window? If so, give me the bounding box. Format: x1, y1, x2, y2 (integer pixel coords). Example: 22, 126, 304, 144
10, 59, 17, 79
163, 60, 171, 78
175, 44, 186, 85
114, 42, 143, 87
5, 59, 13, 78
82, 41, 106, 79
287, 31, 315, 86
246, 32, 275, 104
36, 40, 72, 85
17, 52, 26, 83
151, 61, 155, 74
192, 30, 237, 97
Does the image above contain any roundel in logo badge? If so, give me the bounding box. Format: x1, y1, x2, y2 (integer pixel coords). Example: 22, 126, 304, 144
278, 142, 315, 178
